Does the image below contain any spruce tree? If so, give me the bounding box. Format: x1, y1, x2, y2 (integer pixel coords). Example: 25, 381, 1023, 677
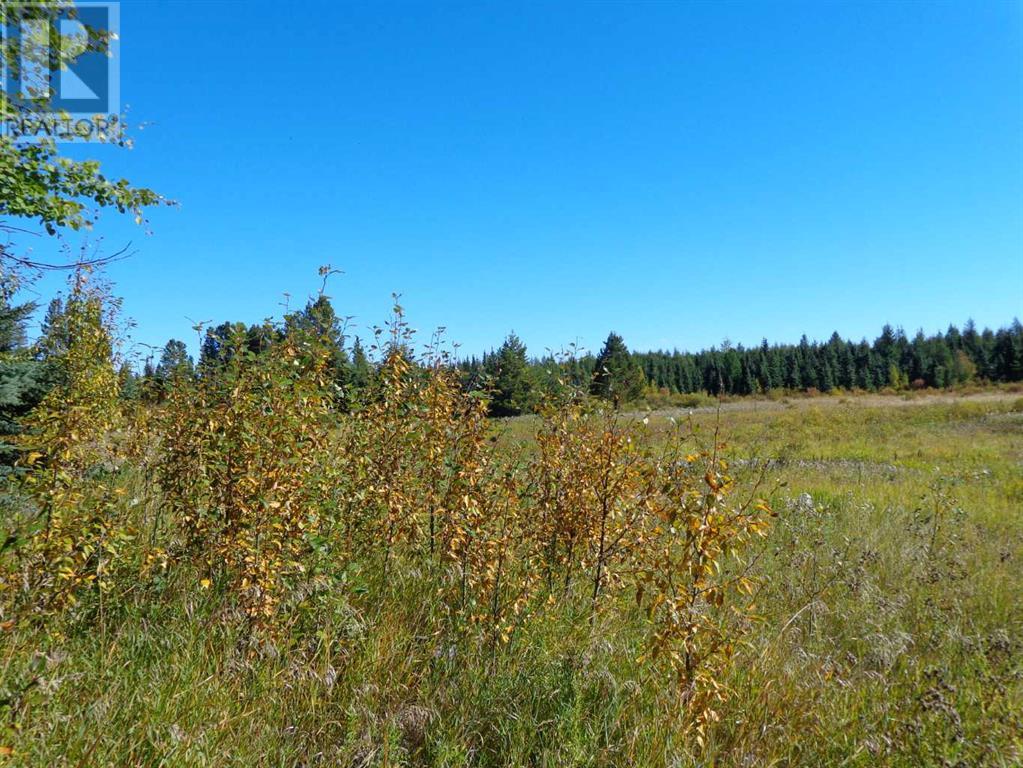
350, 337, 373, 392
156, 339, 195, 383
0, 292, 49, 466
590, 332, 645, 407
199, 322, 248, 371
288, 295, 352, 396
37, 297, 70, 359
489, 332, 535, 416
118, 363, 141, 401
0, 294, 34, 353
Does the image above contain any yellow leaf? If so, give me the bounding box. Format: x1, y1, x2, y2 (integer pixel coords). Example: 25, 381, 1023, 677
200, 579, 211, 589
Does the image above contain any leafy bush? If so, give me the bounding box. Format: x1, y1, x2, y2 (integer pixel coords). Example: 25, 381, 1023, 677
0, 284, 774, 756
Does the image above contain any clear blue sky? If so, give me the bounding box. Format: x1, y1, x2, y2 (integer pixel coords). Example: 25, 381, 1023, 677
25, 0, 1023, 362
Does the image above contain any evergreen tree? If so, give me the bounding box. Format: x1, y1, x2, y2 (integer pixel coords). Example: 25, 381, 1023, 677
590, 332, 645, 407
0, 293, 34, 353
37, 297, 70, 359
0, 291, 49, 466
756, 339, 774, 391
118, 362, 141, 401
488, 332, 535, 416
350, 336, 373, 392
156, 339, 194, 382
841, 345, 857, 390
993, 321, 1023, 381
199, 322, 249, 371
287, 295, 352, 396
740, 358, 757, 395
784, 352, 802, 390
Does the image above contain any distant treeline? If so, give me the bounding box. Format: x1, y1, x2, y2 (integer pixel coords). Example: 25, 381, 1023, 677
5, 287, 1020, 430
629, 321, 1021, 394
155, 312, 1023, 415
460, 320, 1023, 412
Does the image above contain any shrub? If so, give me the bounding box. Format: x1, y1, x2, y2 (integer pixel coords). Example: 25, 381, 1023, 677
157, 319, 335, 625
152, 299, 775, 726
2, 279, 776, 750
1, 271, 129, 620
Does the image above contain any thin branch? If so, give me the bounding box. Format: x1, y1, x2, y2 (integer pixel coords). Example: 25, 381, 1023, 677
0, 240, 136, 271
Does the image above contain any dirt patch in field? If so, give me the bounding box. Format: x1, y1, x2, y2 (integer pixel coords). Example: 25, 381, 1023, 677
639, 390, 1020, 420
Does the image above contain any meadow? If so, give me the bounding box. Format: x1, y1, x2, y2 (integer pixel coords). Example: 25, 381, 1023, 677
2, 359, 1020, 766
1, 3, 1020, 765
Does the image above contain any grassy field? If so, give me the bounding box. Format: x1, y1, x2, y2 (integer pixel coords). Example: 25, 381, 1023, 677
2, 392, 1020, 766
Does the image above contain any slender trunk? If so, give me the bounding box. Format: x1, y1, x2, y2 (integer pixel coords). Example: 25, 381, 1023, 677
590, 492, 609, 626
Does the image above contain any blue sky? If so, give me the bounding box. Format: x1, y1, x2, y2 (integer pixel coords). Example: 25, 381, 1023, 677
24, 0, 1023, 362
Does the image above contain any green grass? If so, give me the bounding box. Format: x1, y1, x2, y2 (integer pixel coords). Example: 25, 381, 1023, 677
2, 394, 1020, 766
